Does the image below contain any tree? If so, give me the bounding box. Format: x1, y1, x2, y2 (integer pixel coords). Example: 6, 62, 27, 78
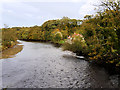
99, 0, 120, 54
84, 15, 93, 20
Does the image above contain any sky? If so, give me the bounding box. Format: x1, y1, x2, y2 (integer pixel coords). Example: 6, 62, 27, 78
0, 0, 100, 28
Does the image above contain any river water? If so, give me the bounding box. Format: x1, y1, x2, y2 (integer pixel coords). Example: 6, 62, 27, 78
1, 40, 119, 88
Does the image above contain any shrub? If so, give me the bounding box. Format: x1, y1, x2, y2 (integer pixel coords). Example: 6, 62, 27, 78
63, 33, 88, 56
53, 31, 63, 42
1, 28, 17, 50
59, 40, 65, 44
87, 35, 120, 66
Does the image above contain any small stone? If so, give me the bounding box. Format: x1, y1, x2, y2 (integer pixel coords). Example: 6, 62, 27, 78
73, 78, 77, 81
70, 82, 73, 85
60, 80, 62, 82
61, 69, 64, 71
67, 76, 70, 78
75, 68, 77, 70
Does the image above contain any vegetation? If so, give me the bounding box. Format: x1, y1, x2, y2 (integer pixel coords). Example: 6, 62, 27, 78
1, 0, 120, 72
63, 0, 120, 69
16, 17, 81, 44
1, 28, 17, 51
63, 33, 88, 56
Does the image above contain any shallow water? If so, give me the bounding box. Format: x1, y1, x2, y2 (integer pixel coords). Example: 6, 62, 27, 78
1, 40, 119, 88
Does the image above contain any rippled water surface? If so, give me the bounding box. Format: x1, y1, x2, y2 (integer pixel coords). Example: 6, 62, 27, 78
1, 40, 119, 88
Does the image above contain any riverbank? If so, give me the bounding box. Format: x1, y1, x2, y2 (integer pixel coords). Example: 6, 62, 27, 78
88, 61, 120, 75
5, 40, 120, 75
11, 40, 120, 75
0, 41, 23, 59
2, 40, 119, 88
19, 39, 63, 47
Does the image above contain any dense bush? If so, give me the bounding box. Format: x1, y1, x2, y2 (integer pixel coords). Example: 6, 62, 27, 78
1, 28, 17, 50
87, 0, 120, 67
63, 0, 120, 67
51, 29, 63, 43
63, 33, 88, 56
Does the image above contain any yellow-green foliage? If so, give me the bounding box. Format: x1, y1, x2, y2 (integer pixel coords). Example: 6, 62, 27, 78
63, 0, 120, 67
51, 29, 63, 43
16, 18, 80, 42
63, 33, 88, 55
1, 28, 17, 50
82, 0, 120, 66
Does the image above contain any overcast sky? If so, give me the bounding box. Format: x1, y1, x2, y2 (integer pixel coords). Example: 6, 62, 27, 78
0, 0, 100, 28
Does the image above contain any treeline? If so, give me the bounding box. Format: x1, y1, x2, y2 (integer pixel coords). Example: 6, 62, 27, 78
1, 17, 81, 50
1, 0, 120, 70
17, 17, 82, 42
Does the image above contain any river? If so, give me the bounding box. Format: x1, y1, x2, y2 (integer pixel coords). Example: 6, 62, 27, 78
1, 40, 119, 88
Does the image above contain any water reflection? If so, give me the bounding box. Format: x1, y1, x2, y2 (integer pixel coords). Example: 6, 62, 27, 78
0, 44, 23, 59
